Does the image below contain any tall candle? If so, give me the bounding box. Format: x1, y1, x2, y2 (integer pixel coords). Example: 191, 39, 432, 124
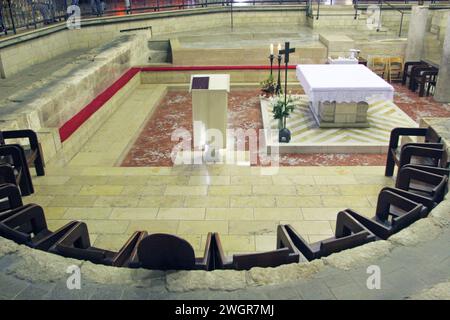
277, 43, 282, 55
270, 43, 274, 55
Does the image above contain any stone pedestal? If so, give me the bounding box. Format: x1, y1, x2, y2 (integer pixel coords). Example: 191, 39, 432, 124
312, 101, 369, 128
434, 12, 450, 103
190, 74, 230, 153
405, 6, 429, 61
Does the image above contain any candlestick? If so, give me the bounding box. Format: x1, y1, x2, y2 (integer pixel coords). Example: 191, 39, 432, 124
269, 54, 274, 77
276, 54, 282, 95
270, 43, 274, 55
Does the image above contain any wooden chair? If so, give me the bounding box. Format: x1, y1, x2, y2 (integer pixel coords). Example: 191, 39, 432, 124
388, 56, 404, 83
0, 146, 34, 195
344, 190, 427, 240
213, 227, 301, 270
385, 126, 446, 176
412, 67, 439, 97
136, 233, 214, 271
370, 56, 388, 79
0, 129, 45, 176
0, 204, 78, 251
402, 60, 428, 86
50, 221, 148, 268
395, 166, 448, 204
280, 211, 376, 261
0, 183, 23, 217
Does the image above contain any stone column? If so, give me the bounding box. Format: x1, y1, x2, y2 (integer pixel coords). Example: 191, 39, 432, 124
435, 13, 450, 103
405, 6, 429, 61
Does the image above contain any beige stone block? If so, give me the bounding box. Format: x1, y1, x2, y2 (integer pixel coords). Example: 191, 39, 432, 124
230, 196, 276, 208
296, 185, 341, 195
48, 195, 97, 207
230, 176, 273, 185
188, 176, 230, 186
228, 220, 278, 235
281, 220, 333, 235
127, 220, 179, 234
35, 185, 82, 195
276, 196, 323, 208
110, 208, 158, 220
138, 196, 185, 208
164, 186, 208, 196
79, 185, 124, 196
205, 208, 254, 220
83, 220, 129, 234
42, 207, 67, 220
63, 207, 112, 220
253, 208, 303, 221
313, 175, 358, 185
178, 221, 228, 235
93, 196, 140, 208
321, 195, 372, 208
209, 186, 252, 196
93, 234, 133, 251
157, 208, 206, 220
185, 196, 230, 208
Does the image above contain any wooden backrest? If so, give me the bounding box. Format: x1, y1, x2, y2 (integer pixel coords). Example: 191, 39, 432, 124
389, 56, 404, 70
232, 247, 292, 271
137, 233, 196, 271
0, 204, 47, 243
320, 231, 371, 257
425, 126, 441, 143
54, 222, 107, 262
391, 205, 424, 231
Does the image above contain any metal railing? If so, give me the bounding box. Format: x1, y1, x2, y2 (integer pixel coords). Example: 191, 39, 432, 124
1, 0, 310, 36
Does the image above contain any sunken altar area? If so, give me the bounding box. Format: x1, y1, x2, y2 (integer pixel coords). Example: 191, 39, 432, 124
1, 5, 450, 300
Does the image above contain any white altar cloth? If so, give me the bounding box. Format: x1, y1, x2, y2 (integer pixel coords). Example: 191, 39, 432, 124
296, 64, 394, 103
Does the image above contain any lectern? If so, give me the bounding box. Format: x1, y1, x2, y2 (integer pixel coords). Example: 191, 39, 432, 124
189, 74, 230, 157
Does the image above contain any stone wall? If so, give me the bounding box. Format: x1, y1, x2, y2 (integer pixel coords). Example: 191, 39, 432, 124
0, 6, 308, 79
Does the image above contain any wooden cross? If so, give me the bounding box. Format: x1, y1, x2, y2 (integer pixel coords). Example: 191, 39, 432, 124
278, 41, 295, 65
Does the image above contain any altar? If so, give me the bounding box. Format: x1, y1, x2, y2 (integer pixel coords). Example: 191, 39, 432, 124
296, 64, 394, 128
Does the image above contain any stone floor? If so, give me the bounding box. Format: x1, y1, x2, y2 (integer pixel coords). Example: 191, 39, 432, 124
28, 164, 393, 257
17, 71, 446, 258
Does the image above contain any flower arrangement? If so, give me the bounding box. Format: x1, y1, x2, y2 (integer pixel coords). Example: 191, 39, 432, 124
260, 74, 277, 98
272, 94, 295, 130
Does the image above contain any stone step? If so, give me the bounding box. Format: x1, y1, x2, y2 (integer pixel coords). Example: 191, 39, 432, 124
148, 50, 171, 63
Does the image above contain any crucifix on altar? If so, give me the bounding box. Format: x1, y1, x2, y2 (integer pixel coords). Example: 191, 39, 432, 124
277, 42, 296, 143
278, 42, 296, 107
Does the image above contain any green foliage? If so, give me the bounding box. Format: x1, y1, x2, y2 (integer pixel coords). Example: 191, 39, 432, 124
260, 74, 276, 97
272, 95, 295, 128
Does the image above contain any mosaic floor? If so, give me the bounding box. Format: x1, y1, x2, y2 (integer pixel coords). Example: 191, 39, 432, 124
121, 83, 450, 167
261, 95, 417, 154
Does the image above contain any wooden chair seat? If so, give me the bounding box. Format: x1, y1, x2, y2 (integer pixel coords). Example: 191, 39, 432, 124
395, 167, 448, 204
50, 221, 147, 268
385, 127, 445, 177
0, 183, 24, 216
344, 190, 426, 240
0, 145, 34, 195
213, 226, 301, 270
0, 129, 45, 177
402, 60, 429, 87
282, 211, 376, 261
0, 204, 78, 251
